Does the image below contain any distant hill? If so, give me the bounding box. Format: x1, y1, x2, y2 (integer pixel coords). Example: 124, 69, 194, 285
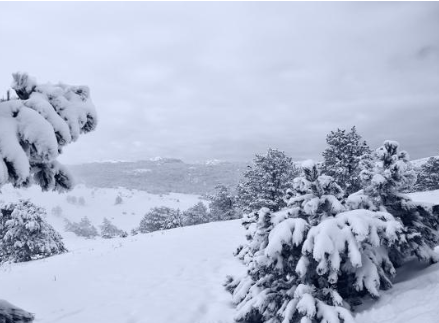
68, 158, 248, 195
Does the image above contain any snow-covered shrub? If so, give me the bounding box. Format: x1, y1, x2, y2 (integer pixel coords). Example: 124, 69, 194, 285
65, 217, 99, 239
0, 200, 66, 263
322, 126, 372, 195
139, 207, 182, 233
182, 202, 209, 226
66, 195, 78, 205
414, 156, 439, 192
100, 218, 127, 239
208, 185, 238, 221
226, 160, 408, 323
51, 205, 63, 217
348, 140, 438, 264
78, 196, 86, 206
115, 195, 123, 205
236, 148, 299, 213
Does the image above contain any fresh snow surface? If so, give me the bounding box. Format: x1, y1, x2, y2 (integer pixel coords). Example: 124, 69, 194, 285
0, 221, 245, 323
1, 187, 439, 323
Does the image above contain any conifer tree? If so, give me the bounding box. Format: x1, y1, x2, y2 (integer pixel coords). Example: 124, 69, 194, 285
236, 148, 299, 213
322, 126, 372, 195
139, 206, 182, 233
100, 218, 127, 238
414, 156, 439, 192
226, 160, 407, 323
208, 185, 238, 221
65, 217, 99, 239
51, 206, 63, 217
78, 196, 86, 206
0, 200, 67, 263
182, 202, 209, 226
115, 195, 123, 205
348, 140, 438, 264
0, 73, 97, 190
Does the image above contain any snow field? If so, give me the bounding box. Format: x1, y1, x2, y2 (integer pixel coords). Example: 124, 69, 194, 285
0, 184, 204, 233
0, 220, 245, 323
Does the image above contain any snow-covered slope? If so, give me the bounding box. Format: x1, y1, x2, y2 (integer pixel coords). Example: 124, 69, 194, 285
0, 184, 204, 233
355, 258, 439, 323
0, 221, 245, 323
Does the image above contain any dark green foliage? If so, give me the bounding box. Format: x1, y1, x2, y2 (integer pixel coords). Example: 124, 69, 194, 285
100, 218, 127, 239
182, 202, 209, 226
414, 156, 439, 192
349, 140, 438, 264
139, 207, 182, 233
0, 200, 67, 263
208, 185, 238, 221
322, 126, 372, 195
65, 217, 99, 239
236, 148, 299, 213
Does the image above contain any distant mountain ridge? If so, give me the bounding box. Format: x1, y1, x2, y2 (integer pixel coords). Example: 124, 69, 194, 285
69, 158, 247, 195
69, 156, 436, 195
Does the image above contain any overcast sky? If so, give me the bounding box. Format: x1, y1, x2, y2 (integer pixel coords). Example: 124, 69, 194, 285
1, 2, 438, 164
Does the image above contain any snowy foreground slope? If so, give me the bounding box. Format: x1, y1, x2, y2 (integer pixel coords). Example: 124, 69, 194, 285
0, 220, 245, 323
1, 188, 439, 323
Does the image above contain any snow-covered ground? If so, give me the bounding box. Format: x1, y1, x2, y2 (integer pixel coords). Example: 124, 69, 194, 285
0, 184, 204, 233
0, 221, 245, 323
0, 188, 439, 323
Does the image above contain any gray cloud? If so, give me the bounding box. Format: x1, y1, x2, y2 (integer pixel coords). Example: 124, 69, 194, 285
1, 2, 438, 164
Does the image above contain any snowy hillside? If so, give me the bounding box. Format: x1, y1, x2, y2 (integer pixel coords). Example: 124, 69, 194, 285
0, 188, 439, 323
0, 184, 204, 233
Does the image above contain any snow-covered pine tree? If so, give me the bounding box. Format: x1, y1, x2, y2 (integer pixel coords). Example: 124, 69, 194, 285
236, 148, 299, 213
99, 218, 127, 239
208, 185, 238, 221
78, 196, 86, 206
0, 200, 66, 263
114, 195, 123, 205
348, 140, 438, 264
0, 72, 97, 322
51, 205, 63, 217
226, 160, 406, 323
414, 156, 439, 192
65, 217, 99, 239
0, 73, 97, 191
0, 300, 34, 323
139, 206, 182, 233
182, 202, 209, 226
322, 126, 372, 196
